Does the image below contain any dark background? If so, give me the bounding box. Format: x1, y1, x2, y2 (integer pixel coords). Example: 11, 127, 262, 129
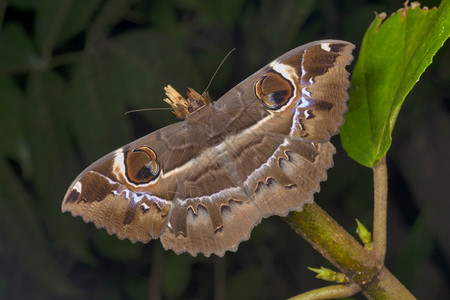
0, 0, 448, 299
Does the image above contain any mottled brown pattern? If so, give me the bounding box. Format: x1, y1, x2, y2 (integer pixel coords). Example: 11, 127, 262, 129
294, 43, 354, 141
329, 43, 347, 53
65, 189, 80, 204
62, 40, 355, 257
301, 45, 340, 83
76, 171, 120, 204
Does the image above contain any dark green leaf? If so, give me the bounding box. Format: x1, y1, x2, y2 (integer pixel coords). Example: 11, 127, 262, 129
25, 70, 95, 264
340, 1, 450, 167
92, 230, 143, 261
0, 77, 30, 174
67, 58, 133, 163
393, 213, 434, 287
58, 0, 102, 47
8, 0, 36, 9
0, 160, 81, 298
34, 0, 102, 51
162, 253, 194, 299
178, 0, 247, 29
67, 30, 203, 162
227, 265, 265, 299
0, 23, 37, 71
148, 1, 182, 35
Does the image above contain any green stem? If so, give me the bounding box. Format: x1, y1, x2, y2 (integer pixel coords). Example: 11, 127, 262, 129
373, 156, 387, 261
288, 284, 360, 300
286, 203, 415, 299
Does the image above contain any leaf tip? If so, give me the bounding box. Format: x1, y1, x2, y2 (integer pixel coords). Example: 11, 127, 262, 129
396, 1, 435, 18
308, 266, 346, 283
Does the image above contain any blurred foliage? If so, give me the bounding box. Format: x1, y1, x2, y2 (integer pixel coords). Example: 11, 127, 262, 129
0, 0, 448, 299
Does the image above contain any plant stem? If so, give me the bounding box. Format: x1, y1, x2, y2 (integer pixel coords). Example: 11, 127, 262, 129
286, 203, 415, 299
214, 256, 226, 300
373, 156, 388, 261
148, 245, 164, 300
288, 283, 360, 300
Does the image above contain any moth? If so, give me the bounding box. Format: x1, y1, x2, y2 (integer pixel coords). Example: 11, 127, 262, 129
62, 40, 355, 257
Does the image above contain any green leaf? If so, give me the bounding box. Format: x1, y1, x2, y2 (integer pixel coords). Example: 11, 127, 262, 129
340, 1, 450, 167
355, 219, 373, 250
227, 265, 265, 299
162, 253, 194, 299
92, 230, 143, 261
177, 0, 246, 29
0, 77, 30, 175
241, 0, 316, 64
308, 266, 346, 283
34, 0, 102, 51
67, 29, 203, 162
393, 213, 433, 287
9, 0, 36, 9
148, 1, 183, 35
58, 0, 103, 47
24, 70, 95, 264
0, 159, 81, 298
67, 58, 133, 163
0, 23, 37, 71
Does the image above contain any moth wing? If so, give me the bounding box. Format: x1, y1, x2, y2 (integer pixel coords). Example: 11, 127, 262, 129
62, 40, 354, 257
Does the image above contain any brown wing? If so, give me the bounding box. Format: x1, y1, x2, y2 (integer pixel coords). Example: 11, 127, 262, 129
160, 132, 335, 257
159, 40, 354, 256
62, 40, 354, 257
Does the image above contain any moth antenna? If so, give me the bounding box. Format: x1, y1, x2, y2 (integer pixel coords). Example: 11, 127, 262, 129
202, 48, 236, 95
126, 49, 235, 116
124, 108, 172, 114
